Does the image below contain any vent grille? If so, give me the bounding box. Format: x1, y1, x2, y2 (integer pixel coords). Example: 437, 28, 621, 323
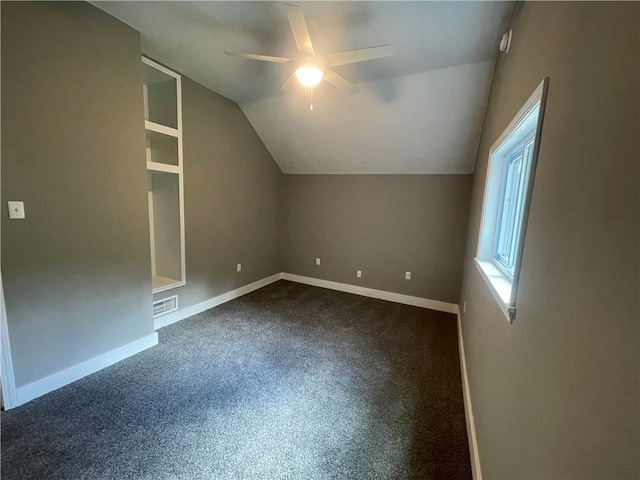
153, 295, 178, 318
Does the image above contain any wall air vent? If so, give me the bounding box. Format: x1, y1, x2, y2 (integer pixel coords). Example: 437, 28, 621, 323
153, 295, 178, 318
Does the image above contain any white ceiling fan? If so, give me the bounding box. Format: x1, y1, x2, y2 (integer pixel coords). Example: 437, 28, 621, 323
225, 3, 392, 107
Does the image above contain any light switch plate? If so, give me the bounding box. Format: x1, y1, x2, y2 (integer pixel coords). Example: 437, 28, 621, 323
8, 201, 25, 219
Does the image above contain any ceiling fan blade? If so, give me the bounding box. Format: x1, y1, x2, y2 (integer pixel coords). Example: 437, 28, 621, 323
328, 44, 393, 67
275, 72, 297, 95
323, 70, 359, 94
285, 4, 315, 55
224, 51, 293, 64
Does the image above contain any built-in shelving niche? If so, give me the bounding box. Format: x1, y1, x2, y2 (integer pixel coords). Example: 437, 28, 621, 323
143, 57, 185, 294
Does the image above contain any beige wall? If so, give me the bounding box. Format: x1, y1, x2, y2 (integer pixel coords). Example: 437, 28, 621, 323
459, 2, 639, 478
1, 2, 155, 386
152, 77, 283, 309
1, 1, 284, 390
9, 13, 634, 479
283, 175, 472, 304
1, 2, 472, 402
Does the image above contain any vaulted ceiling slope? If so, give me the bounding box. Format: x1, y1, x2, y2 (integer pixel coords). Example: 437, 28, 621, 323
92, 1, 514, 174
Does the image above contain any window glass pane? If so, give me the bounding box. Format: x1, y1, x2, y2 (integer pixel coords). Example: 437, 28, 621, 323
492, 133, 534, 276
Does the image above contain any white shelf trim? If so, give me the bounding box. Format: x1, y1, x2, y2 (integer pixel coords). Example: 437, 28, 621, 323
145, 120, 179, 138
146, 162, 180, 174
153, 279, 186, 294
144, 55, 186, 294
142, 56, 180, 79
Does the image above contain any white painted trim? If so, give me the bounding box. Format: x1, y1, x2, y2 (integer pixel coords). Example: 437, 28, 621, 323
488, 81, 545, 159
0, 273, 19, 409
142, 55, 179, 79
146, 161, 180, 174
144, 120, 179, 138
12, 333, 158, 409
152, 279, 185, 295
148, 185, 156, 277
153, 295, 179, 318
474, 258, 511, 322
176, 72, 186, 292
457, 311, 482, 480
476, 78, 550, 325
142, 84, 149, 122
282, 273, 458, 314
155, 271, 458, 328
154, 273, 283, 330
143, 56, 186, 293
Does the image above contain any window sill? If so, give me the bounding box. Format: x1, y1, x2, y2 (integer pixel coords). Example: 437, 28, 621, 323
474, 258, 513, 322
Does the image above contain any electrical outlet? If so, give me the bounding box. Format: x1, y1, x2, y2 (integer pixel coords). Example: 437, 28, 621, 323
405, 272, 411, 280
237, 263, 242, 272
7, 201, 25, 219
356, 270, 362, 278
316, 258, 320, 265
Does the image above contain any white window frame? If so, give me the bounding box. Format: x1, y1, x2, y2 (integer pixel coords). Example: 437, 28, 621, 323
475, 78, 549, 323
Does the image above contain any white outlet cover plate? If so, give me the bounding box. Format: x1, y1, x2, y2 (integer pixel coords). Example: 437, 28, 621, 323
8, 201, 25, 219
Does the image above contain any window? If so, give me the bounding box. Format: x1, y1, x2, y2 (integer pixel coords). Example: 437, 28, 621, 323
493, 133, 534, 278
475, 78, 549, 323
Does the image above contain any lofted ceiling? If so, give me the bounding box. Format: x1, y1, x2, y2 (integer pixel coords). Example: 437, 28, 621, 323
92, 1, 514, 174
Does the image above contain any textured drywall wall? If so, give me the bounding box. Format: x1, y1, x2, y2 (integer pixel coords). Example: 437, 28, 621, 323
152, 77, 283, 308
1, 2, 154, 386
459, 2, 639, 478
282, 175, 472, 304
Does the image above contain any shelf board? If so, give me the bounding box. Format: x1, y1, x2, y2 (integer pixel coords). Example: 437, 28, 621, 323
147, 162, 180, 174
152, 274, 183, 293
145, 120, 179, 138
145, 128, 179, 143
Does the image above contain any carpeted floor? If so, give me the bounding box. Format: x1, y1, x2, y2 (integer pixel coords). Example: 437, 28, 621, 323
1, 280, 471, 479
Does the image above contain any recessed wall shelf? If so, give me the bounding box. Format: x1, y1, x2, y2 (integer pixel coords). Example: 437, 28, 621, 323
143, 56, 185, 294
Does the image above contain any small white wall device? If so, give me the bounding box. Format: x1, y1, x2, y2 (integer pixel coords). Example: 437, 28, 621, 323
7, 201, 25, 219
500, 29, 512, 53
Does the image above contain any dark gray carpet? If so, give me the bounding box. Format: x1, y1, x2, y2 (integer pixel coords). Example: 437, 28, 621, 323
1, 280, 471, 479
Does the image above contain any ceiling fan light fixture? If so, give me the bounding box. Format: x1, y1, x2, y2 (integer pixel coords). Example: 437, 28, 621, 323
295, 65, 323, 88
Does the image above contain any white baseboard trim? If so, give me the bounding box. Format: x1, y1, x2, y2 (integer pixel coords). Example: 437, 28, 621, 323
154, 273, 283, 330
1, 273, 19, 410
282, 273, 459, 314
458, 311, 482, 480
14, 332, 158, 409
155, 272, 457, 330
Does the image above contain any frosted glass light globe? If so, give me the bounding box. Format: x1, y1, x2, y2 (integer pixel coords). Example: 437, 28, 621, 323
295, 66, 323, 88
